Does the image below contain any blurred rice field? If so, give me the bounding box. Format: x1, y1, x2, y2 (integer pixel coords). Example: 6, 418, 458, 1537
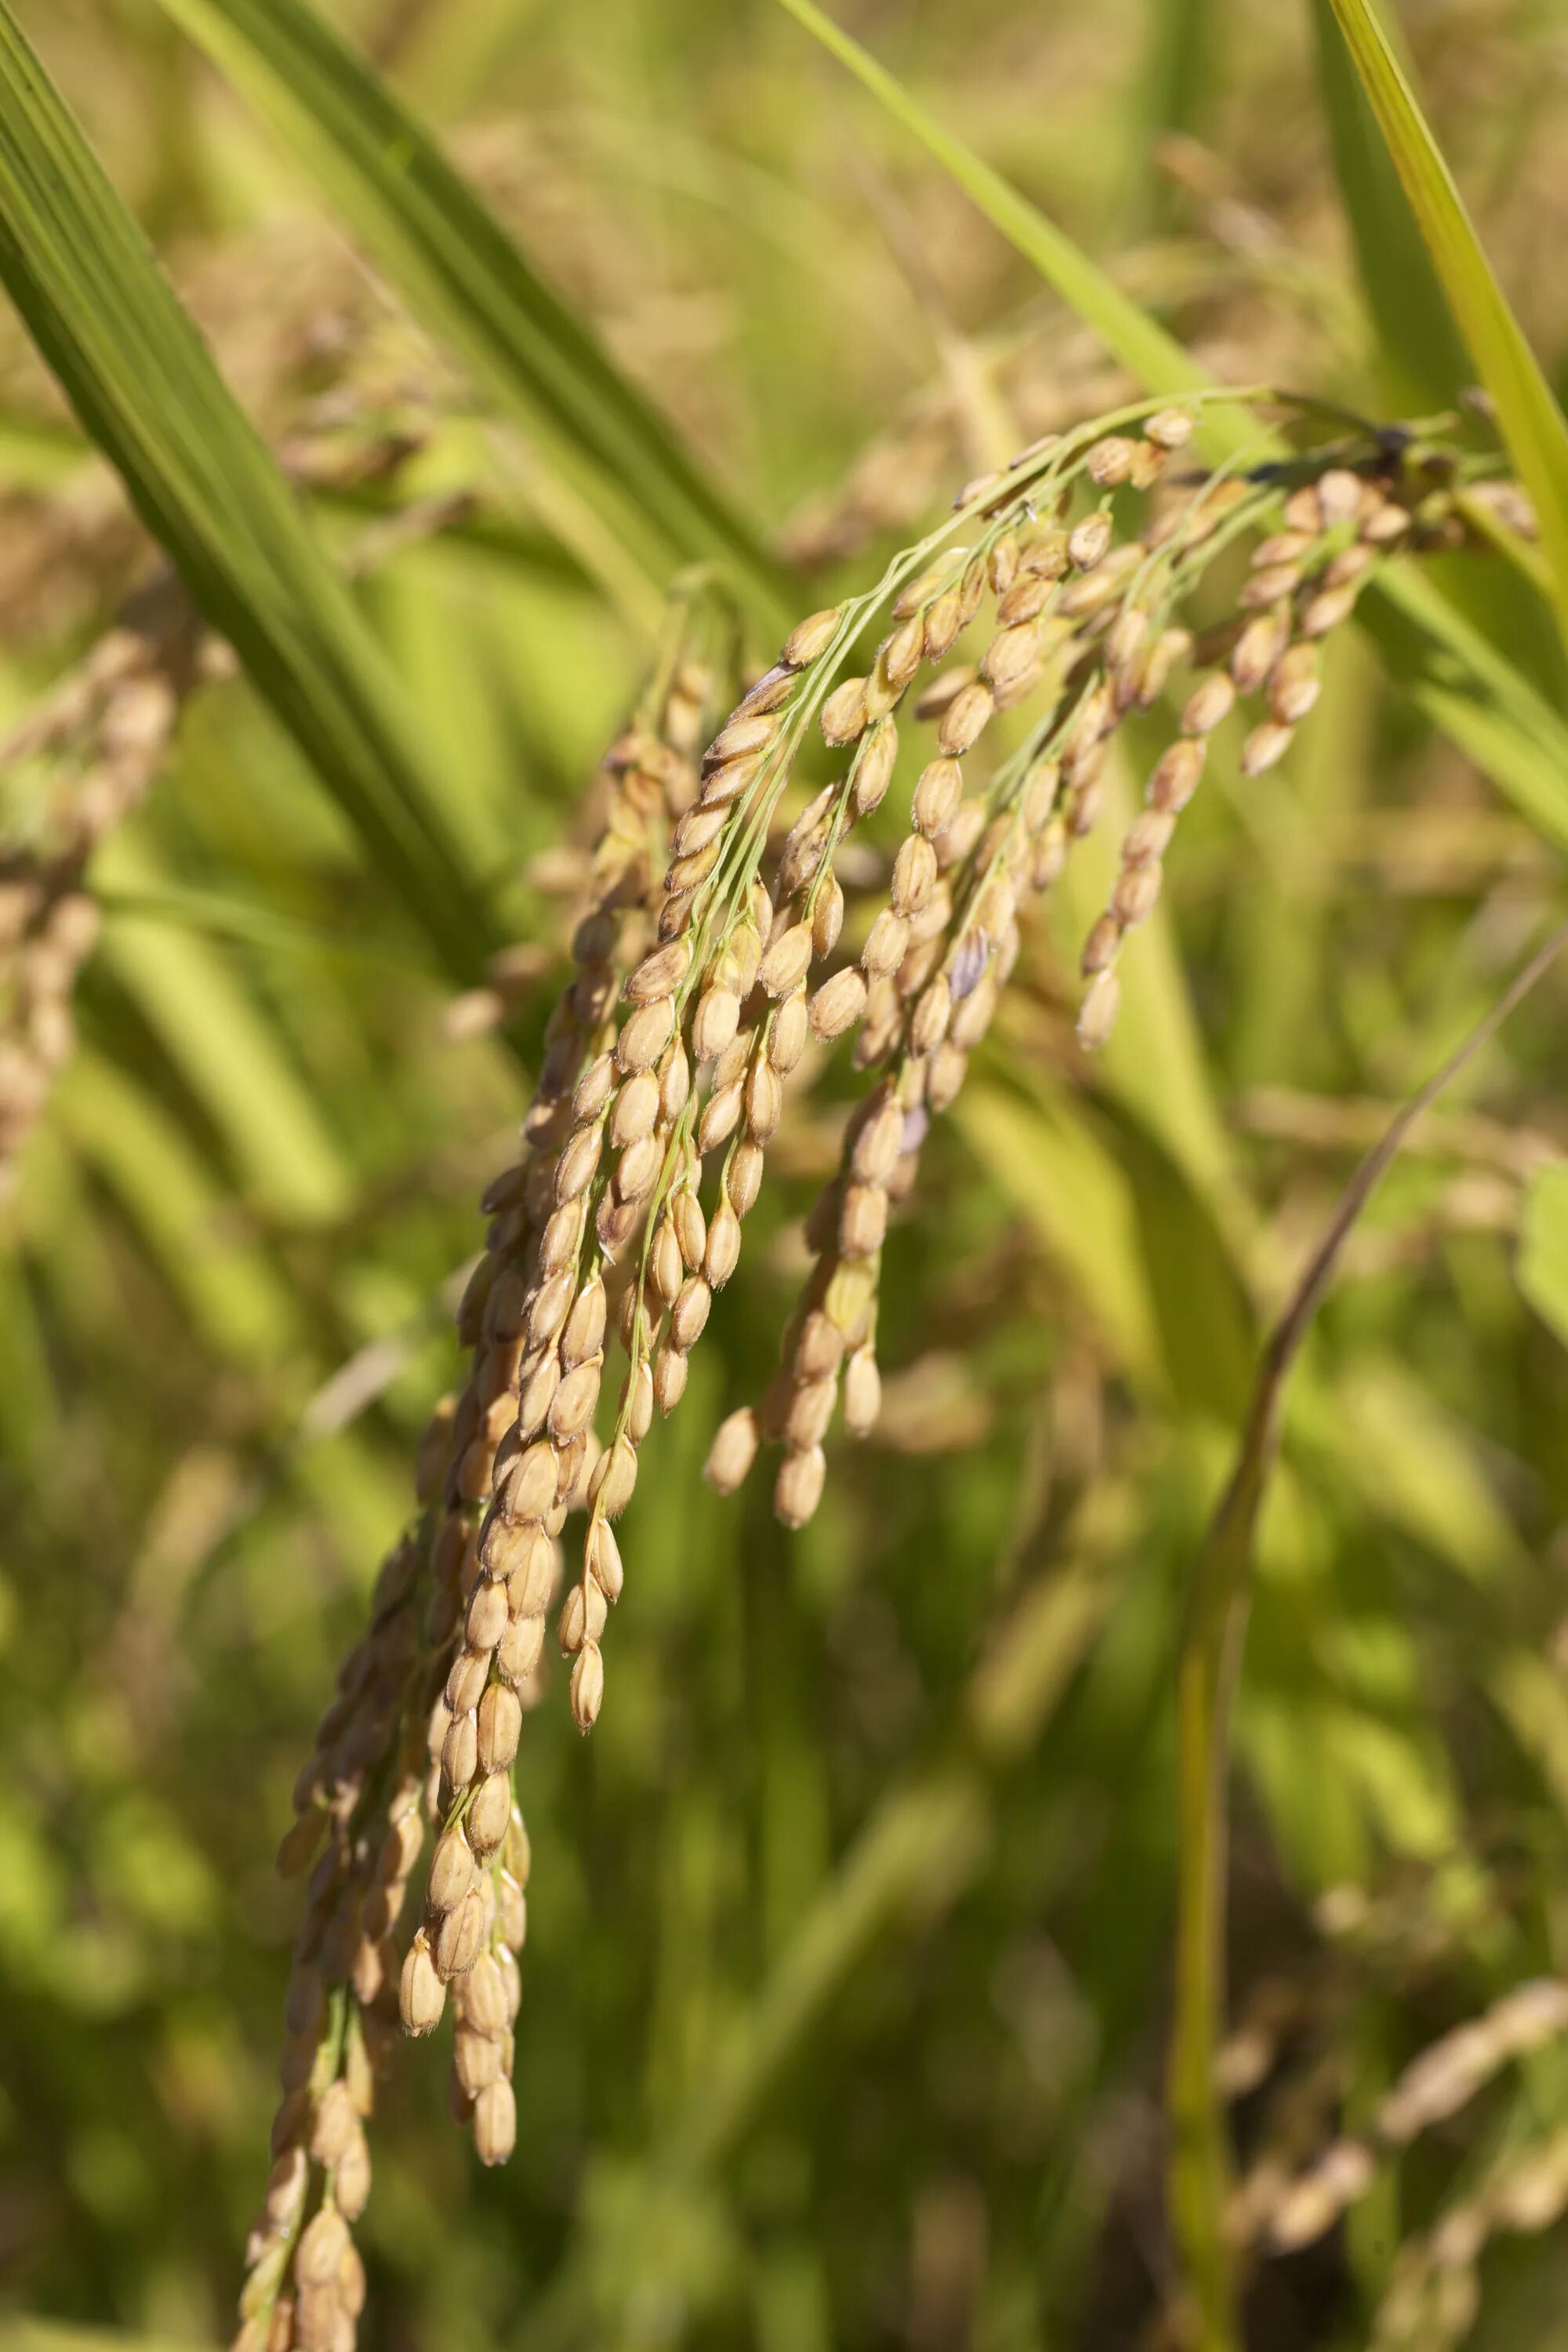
5, 4, 1568, 2350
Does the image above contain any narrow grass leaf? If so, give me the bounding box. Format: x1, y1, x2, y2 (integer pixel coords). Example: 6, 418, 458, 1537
956, 1078, 1160, 1383
775, 0, 1215, 412
57, 1053, 303, 1364
155, 0, 789, 616
1308, 0, 1468, 413
0, 2, 493, 982
1326, 0, 1568, 644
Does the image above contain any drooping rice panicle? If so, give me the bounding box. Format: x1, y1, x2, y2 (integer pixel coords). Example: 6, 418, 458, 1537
233, 585, 731, 2352
707, 419, 1491, 1517
238, 390, 1529, 2352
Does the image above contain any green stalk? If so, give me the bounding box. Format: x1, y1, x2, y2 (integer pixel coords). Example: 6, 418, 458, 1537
1167, 916, 1568, 2348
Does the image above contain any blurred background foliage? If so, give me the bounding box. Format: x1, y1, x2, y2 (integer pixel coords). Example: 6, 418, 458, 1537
5, 2, 1568, 2349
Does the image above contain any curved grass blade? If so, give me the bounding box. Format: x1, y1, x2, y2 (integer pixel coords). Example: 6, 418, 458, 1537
1308, 0, 1468, 415
777, 0, 1214, 413
1326, 0, 1568, 647
0, 2, 494, 984
58, 1052, 304, 1367
155, 0, 790, 619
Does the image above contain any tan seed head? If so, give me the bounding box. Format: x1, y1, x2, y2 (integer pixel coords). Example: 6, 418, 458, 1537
693, 983, 740, 1062
705, 1199, 742, 1287
775, 1445, 826, 1529
296, 2207, 349, 2290
812, 873, 845, 960
1068, 512, 1113, 572
653, 1341, 689, 1415
746, 1060, 782, 1143
862, 908, 910, 978
710, 712, 779, 764
1148, 739, 1206, 812
625, 938, 691, 1004
477, 1682, 523, 1774
759, 922, 814, 997
429, 1825, 477, 1915
673, 1187, 706, 1270
1076, 968, 1121, 1051
589, 1439, 638, 1519
467, 1770, 513, 1860
1179, 673, 1236, 737
705, 1406, 760, 1494
570, 1641, 605, 1732
782, 607, 842, 669
454, 2024, 505, 2099
937, 680, 995, 757
474, 2077, 517, 2166
1240, 721, 1294, 775
853, 720, 899, 815
891, 833, 938, 917
618, 996, 677, 1073
671, 1276, 713, 1351
821, 677, 869, 745
840, 1181, 888, 1259
769, 987, 809, 1074
611, 1069, 660, 1149
728, 1142, 765, 1218
844, 1347, 882, 1436
809, 967, 867, 1042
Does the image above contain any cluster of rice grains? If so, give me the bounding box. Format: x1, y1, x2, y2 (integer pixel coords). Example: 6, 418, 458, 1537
238, 399, 1519, 2349
231, 604, 726, 2352
705, 405, 1490, 1525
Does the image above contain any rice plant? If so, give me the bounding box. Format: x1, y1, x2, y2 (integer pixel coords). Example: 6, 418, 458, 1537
5, 7, 1568, 2352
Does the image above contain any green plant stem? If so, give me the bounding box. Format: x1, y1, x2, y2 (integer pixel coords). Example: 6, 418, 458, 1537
1167, 913, 1568, 2350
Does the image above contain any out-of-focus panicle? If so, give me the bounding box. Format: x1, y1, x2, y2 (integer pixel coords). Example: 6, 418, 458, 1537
1361, 2115, 1568, 2352
1257, 1976, 1568, 2258
1212, 1955, 1568, 2351
0, 424, 488, 1205
0, 587, 208, 1195
233, 586, 731, 2352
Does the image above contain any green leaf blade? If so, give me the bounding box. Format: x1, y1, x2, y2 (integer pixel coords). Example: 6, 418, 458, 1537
1326, 0, 1568, 647
1308, 0, 1470, 415
0, 0, 496, 983
155, 0, 789, 618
